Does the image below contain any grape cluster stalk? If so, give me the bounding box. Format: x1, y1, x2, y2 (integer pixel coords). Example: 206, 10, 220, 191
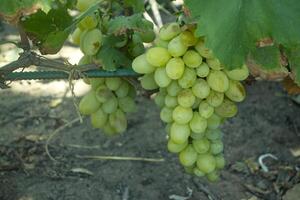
132, 22, 249, 181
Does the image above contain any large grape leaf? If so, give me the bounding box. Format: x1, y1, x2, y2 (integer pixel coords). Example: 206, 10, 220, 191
285, 45, 300, 86
124, 0, 145, 13
185, 0, 300, 72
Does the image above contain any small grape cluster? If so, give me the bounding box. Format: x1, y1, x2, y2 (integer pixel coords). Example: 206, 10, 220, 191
132, 22, 249, 181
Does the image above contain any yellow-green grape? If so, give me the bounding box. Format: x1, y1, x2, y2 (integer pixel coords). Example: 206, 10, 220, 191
154, 92, 165, 108
191, 132, 205, 140
167, 139, 188, 153
210, 140, 224, 155
192, 138, 210, 154
194, 167, 205, 177
146, 47, 171, 67
215, 154, 226, 169
179, 145, 198, 167
196, 62, 210, 78
195, 40, 213, 58
165, 94, 178, 108
78, 55, 92, 65
168, 36, 188, 57
140, 73, 159, 90
90, 78, 105, 90
178, 68, 197, 89
79, 91, 100, 115
105, 78, 122, 91
115, 81, 130, 98
165, 58, 185, 80
184, 165, 195, 174
154, 67, 171, 87
79, 15, 98, 30
180, 31, 198, 47
192, 79, 210, 99
95, 85, 114, 103
109, 109, 127, 133
159, 22, 181, 41
102, 123, 117, 136
128, 85, 137, 99
154, 37, 169, 48
160, 106, 173, 123
206, 171, 220, 182
225, 80, 246, 102
118, 96, 137, 113
189, 112, 207, 133
139, 30, 156, 43
192, 98, 202, 109
206, 58, 222, 70
71, 27, 82, 45
215, 98, 238, 118
102, 96, 118, 114
207, 114, 222, 129
167, 81, 182, 96
90, 108, 108, 128
183, 50, 202, 68
205, 129, 222, 141
224, 64, 249, 81
197, 153, 216, 174
132, 54, 155, 74
170, 123, 191, 144
177, 89, 195, 108
207, 70, 229, 92
80, 29, 102, 56
76, 0, 101, 11
199, 101, 214, 119
172, 105, 193, 124
206, 90, 224, 107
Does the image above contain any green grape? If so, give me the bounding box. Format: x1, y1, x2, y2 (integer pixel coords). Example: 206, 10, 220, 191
139, 30, 156, 43
102, 96, 118, 114
207, 114, 222, 129
80, 29, 102, 56
164, 94, 178, 108
154, 38, 169, 48
154, 67, 171, 87
195, 40, 213, 58
79, 91, 100, 115
196, 62, 210, 78
179, 145, 198, 167
206, 58, 222, 70
105, 78, 122, 91
206, 90, 224, 107
225, 80, 246, 102
118, 96, 137, 113
183, 50, 202, 68
167, 81, 182, 96
128, 42, 145, 57
115, 81, 130, 98
90, 107, 108, 128
194, 167, 205, 177
132, 54, 155, 74
159, 22, 181, 41
165, 123, 171, 134
199, 101, 214, 119
192, 98, 202, 109
109, 109, 127, 133
140, 73, 159, 90
165, 58, 185, 80
146, 47, 171, 67
128, 85, 137, 99
197, 153, 216, 174
205, 129, 222, 141
160, 106, 174, 123
142, 18, 154, 29
180, 31, 198, 47
192, 138, 210, 154
154, 92, 165, 108
114, 35, 128, 48
189, 112, 207, 133
207, 70, 229, 92
215, 154, 226, 169
168, 36, 188, 57
215, 98, 238, 118
177, 89, 195, 108
192, 79, 210, 99
210, 140, 224, 155
78, 55, 92, 65
225, 64, 249, 81
170, 123, 191, 144
76, 0, 101, 11
172, 106, 193, 124
89, 78, 105, 90
79, 15, 98, 30
184, 165, 195, 174
178, 68, 197, 89
206, 171, 220, 182
167, 139, 188, 153
191, 132, 205, 140
95, 85, 114, 103
102, 123, 117, 136
71, 27, 82, 45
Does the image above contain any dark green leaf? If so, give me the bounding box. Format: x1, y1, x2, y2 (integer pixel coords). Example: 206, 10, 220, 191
107, 14, 145, 35
251, 46, 281, 70
285, 45, 300, 86
0, 0, 37, 15
124, 0, 145, 13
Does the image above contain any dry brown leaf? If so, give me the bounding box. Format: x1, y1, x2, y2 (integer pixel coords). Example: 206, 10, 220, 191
282, 77, 300, 95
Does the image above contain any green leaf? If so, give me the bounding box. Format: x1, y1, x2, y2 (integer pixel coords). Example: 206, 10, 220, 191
0, 0, 37, 15
185, 0, 300, 70
124, 0, 145, 13
251, 46, 281, 70
107, 14, 146, 35
285, 45, 300, 86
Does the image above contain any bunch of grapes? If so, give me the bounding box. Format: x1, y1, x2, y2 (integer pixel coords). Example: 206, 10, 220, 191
132, 22, 249, 181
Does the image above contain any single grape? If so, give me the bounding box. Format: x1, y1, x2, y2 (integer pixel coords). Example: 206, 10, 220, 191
189, 112, 207, 133
196, 62, 210, 78
192, 97, 202, 109
115, 81, 130, 98
105, 78, 122, 91
71, 27, 82, 45
206, 90, 224, 107
80, 29, 102, 56
215, 154, 226, 169
78, 55, 92, 65
225, 80, 246, 102
180, 31, 198, 47
165, 94, 178, 108
79, 15, 98, 30
191, 132, 205, 140
102, 95, 118, 114
154, 67, 171, 87
206, 171, 220, 182
160, 106, 173, 123
90, 107, 108, 128
194, 167, 205, 177
167, 81, 182, 96
118, 96, 137, 113
192, 138, 210, 154
102, 123, 117, 136
183, 50, 202, 68
215, 98, 238, 118
199, 101, 214, 119
153, 92, 166, 108
224, 64, 249, 81
207, 114, 222, 129
139, 30, 156, 43
179, 145, 198, 167
140, 73, 159, 90
159, 22, 181, 41
168, 36, 188, 57
170, 123, 191, 144
195, 40, 213, 58
79, 91, 100, 115
178, 68, 197, 89
89, 78, 105, 90
197, 153, 216, 174
165, 58, 185, 80
205, 129, 223, 141
210, 140, 224, 155
184, 165, 195, 174
192, 79, 210, 99
206, 58, 222, 70
146, 47, 171, 67
177, 89, 195, 108
172, 106, 193, 124
207, 70, 229, 92
109, 109, 127, 133
167, 139, 188, 153
95, 85, 114, 103
132, 54, 155, 74
154, 37, 169, 48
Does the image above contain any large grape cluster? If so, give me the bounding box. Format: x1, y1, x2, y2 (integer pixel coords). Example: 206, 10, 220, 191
132, 22, 249, 181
